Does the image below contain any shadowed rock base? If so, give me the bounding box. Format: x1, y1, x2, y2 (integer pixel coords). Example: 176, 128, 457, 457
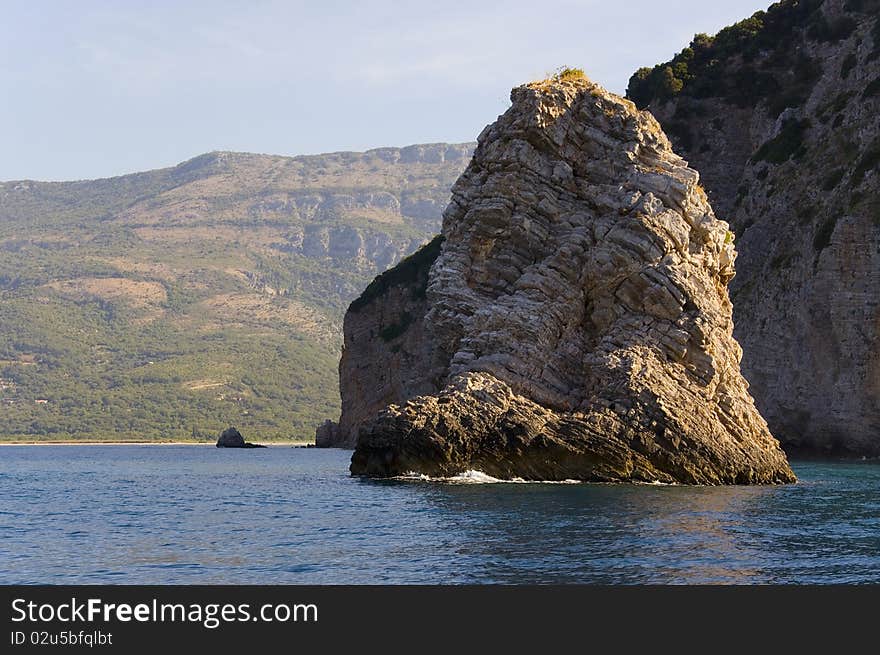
350, 373, 795, 484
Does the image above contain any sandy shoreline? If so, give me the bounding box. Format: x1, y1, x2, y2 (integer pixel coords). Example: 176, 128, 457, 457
0, 440, 315, 446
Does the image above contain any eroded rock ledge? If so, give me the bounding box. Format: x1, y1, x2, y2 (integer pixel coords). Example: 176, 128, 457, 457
338, 75, 795, 484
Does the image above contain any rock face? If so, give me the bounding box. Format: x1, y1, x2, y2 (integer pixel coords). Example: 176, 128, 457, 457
626, 0, 880, 455
321, 236, 444, 448
315, 419, 341, 447
216, 426, 266, 448
337, 75, 794, 484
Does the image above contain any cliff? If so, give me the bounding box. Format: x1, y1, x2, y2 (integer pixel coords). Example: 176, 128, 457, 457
627, 0, 880, 455
317, 236, 444, 447
331, 73, 794, 484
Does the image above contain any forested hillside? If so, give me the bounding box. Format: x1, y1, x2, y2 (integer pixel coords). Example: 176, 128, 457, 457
0, 144, 472, 441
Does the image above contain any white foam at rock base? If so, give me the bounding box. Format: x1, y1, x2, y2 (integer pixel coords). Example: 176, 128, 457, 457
393, 471, 582, 485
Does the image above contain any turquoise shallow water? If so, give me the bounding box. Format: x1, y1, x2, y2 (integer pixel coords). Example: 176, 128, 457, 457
0, 445, 877, 584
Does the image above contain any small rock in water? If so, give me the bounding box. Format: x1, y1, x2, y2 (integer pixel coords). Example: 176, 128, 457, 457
215, 426, 266, 449
315, 419, 341, 447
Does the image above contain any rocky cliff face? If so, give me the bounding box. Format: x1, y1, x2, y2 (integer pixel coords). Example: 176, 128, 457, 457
627, 0, 880, 455
317, 236, 444, 447
332, 75, 794, 484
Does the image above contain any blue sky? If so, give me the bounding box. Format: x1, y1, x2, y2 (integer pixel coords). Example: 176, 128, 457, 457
2, 0, 770, 181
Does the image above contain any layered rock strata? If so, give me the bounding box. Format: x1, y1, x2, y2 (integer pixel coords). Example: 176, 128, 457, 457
627, 0, 880, 455
337, 75, 794, 484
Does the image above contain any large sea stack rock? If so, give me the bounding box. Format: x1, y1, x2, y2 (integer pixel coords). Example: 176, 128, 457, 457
626, 1, 880, 455
342, 75, 794, 484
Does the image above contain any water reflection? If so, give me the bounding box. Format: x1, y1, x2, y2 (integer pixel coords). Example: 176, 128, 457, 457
382, 482, 778, 583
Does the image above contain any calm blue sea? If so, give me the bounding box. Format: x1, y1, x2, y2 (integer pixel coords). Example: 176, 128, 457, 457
0, 446, 877, 584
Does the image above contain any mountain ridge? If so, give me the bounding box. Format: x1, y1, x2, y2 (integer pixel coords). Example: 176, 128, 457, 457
0, 142, 474, 441
1, 142, 476, 184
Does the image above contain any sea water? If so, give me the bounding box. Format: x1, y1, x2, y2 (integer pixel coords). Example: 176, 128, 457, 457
0, 446, 877, 584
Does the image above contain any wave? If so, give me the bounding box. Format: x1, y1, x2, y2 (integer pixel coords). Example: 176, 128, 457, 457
393, 470, 583, 485
391, 471, 681, 486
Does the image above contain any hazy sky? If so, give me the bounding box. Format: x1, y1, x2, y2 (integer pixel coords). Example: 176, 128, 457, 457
2, 0, 770, 181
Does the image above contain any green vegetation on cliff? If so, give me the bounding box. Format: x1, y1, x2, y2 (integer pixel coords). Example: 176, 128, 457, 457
348, 235, 445, 312
550, 66, 587, 82
625, 0, 871, 116
751, 119, 811, 164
